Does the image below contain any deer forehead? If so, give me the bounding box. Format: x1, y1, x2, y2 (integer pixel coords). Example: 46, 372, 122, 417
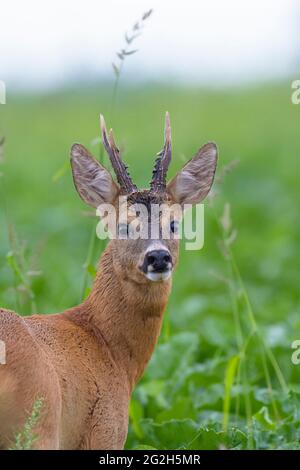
118, 190, 172, 221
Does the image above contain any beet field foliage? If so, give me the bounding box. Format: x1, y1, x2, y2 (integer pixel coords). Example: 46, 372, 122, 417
0, 83, 300, 449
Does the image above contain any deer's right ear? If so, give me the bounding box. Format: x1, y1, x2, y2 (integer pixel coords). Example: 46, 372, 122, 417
167, 143, 218, 206
70, 144, 119, 208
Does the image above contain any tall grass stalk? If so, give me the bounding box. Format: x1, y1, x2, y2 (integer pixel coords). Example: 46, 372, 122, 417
110, 9, 153, 119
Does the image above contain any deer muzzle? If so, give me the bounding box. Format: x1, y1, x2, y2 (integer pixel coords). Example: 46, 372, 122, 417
141, 249, 173, 282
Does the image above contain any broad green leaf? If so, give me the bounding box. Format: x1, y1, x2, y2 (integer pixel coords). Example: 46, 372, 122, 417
145, 333, 198, 381
139, 419, 198, 449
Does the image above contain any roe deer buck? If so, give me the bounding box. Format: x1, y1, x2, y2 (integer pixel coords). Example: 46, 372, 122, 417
0, 113, 217, 449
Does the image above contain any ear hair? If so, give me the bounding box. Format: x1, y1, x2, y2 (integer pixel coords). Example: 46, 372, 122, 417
70, 143, 119, 208
167, 142, 218, 206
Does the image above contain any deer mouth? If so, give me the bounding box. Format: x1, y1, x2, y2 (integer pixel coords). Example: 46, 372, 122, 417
145, 269, 172, 282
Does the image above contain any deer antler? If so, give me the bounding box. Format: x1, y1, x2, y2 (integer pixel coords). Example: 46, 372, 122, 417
150, 112, 172, 193
100, 114, 137, 194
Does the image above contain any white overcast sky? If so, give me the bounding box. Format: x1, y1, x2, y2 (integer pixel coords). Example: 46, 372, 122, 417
0, 0, 299, 90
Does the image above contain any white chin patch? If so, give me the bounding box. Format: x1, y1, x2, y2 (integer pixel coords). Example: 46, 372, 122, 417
145, 270, 172, 282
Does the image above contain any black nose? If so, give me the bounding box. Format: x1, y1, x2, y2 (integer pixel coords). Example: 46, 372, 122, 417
145, 250, 172, 273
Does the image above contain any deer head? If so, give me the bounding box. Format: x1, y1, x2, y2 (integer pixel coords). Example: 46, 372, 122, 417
70, 113, 218, 285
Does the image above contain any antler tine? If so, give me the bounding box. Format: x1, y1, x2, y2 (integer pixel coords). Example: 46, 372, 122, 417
100, 114, 110, 154
150, 111, 172, 193
164, 110, 171, 144
100, 114, 137, 194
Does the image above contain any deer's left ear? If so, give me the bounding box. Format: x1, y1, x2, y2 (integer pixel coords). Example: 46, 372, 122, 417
167, 142, 218, 205
70, 143, 119, 208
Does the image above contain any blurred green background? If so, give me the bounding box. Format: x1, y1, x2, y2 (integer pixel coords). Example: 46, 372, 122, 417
1, 83, 300, 449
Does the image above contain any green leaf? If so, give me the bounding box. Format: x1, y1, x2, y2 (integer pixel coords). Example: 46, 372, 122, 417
253, 406, 276, 431
87, 263, 97, 278
139, 419, 199, 450
145, 333, 198, 381
129, 399, 144, 439
223, 355, 240, 431
156, 397, 197, 423
187, 426, 247, 450
83, 287, 91, 299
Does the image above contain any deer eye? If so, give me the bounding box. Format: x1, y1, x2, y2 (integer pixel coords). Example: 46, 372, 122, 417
118, 223, 129, 238
170, 220, 179, 234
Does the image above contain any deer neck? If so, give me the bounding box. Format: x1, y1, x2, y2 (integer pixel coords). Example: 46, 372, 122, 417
76, 244, 171, 390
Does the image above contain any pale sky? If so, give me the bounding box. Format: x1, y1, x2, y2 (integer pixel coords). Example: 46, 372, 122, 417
0, 0, 298, 90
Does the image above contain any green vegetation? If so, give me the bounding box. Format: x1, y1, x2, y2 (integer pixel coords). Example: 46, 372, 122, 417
1, 82, 300, 449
